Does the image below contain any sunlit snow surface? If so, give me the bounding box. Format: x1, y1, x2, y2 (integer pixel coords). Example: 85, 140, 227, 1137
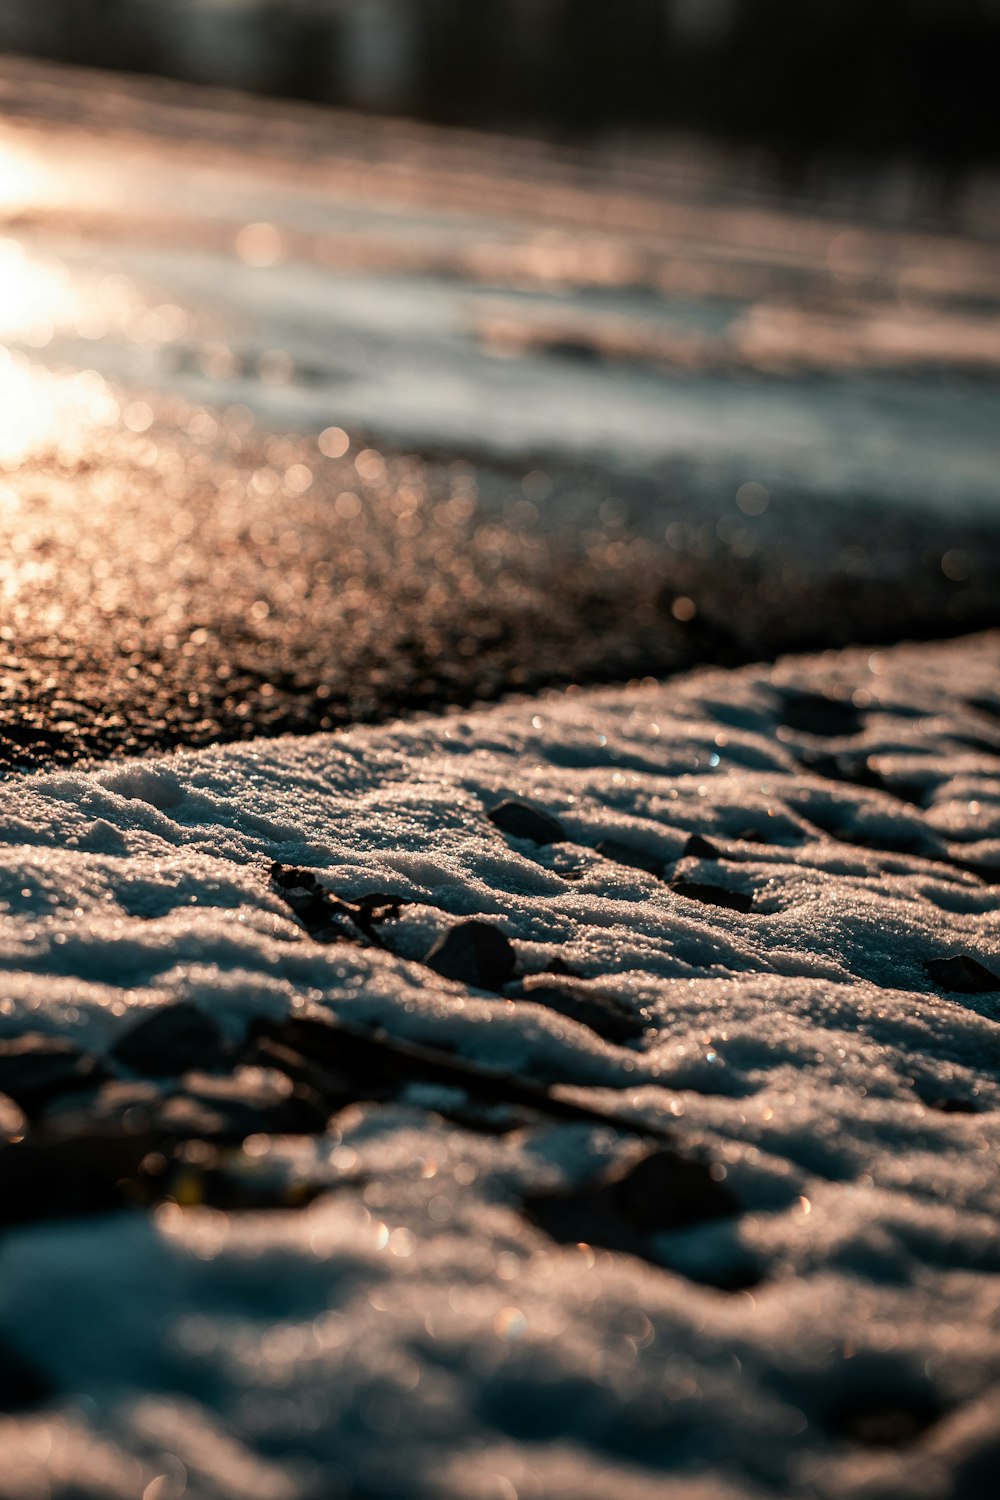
1, 633, 998, 1499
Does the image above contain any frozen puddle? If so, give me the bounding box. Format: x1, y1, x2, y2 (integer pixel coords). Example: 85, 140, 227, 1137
0, 634, 999, 1499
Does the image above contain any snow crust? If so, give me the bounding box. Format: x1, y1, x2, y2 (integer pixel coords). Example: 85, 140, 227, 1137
1, 634, 999, 1498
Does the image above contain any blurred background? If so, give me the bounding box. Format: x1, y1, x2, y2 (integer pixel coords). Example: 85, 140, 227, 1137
1, 0, 999, 178
0, 1, 999, 764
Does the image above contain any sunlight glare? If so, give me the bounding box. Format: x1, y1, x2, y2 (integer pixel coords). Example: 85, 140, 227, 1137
0, 351, 119, 468
0, 239, 82, 345
0, 135, 58, 215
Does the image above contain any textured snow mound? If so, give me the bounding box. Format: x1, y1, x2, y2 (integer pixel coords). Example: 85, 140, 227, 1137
0, 634, 998, 1499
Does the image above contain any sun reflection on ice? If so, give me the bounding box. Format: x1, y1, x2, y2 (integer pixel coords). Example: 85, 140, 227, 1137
0, 134, 60, 215
0, 238, 82, 346
0, 351, 119, 468
0, 234, 169, 350
0, 224, 126, 465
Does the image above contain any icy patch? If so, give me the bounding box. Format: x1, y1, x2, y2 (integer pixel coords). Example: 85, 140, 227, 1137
0, 633, 998, 1498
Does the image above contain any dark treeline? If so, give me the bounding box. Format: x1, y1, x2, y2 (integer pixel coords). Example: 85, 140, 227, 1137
2, 0, 998, 167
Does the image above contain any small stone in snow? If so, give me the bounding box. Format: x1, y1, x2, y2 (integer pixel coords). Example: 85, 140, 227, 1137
778, 690, 864, 738
542, 955, 578, 977
669, 880, 754, 913
683, 833, 722, 860
525, 1146, 741, 1263
923, 954, 1000, 995
595, 839, 665, 877
488, 799, 566, 845
518, 976, 647, 1044
425, 920, 517, 990
110, 1001, 231, 1077
600, 1149, 741, 1232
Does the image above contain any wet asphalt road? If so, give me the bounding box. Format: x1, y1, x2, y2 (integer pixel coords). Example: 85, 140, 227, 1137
1, 62, 1000, 772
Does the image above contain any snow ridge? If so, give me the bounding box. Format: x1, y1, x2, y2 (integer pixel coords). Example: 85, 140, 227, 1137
0, 634, 998, 1499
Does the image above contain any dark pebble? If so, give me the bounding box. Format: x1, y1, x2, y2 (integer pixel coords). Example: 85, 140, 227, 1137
683, 833, 722, 860
0, 1035, 108, 1115
518, 976, 647, 1044
525, 1146, 741, 1266
488, 800, 566, 846
110, 1002, 231, 1077
595, 839, 665, 877
424, 920, 517, 990
923, 954, 1000, 995
778, 690, 864, 738
669, 880, 754, 913
601, 1148, 741, 1232
542, 955, 579, 977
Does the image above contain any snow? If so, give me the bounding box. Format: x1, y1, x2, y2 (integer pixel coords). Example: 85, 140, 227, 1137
1, 633, 999, 1498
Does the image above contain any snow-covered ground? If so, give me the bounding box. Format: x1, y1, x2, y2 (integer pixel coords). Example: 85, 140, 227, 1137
1, 632, 998, 1499
0, 59, 998, 1500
